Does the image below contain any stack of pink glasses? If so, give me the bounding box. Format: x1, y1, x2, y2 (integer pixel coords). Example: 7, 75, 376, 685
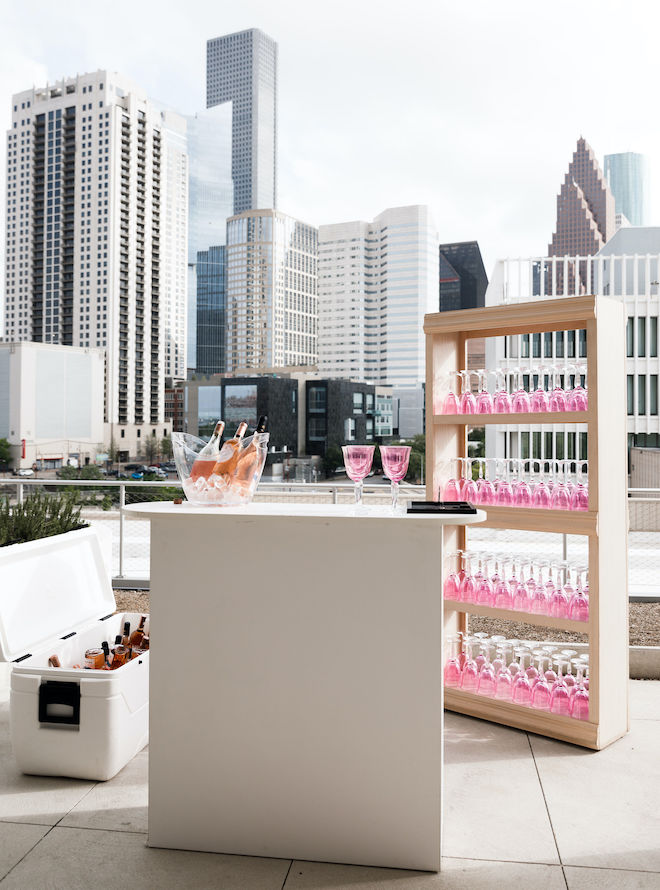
434, 365, 588, 415
443, 552, 589, 622
444, 632, 590, 720
441, 457, 589, 511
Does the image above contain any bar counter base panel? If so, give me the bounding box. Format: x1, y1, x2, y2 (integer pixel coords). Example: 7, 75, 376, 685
126, 502, 484, 872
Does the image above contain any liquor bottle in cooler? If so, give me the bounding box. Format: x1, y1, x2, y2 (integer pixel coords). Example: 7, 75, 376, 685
129, 616, 147, 648
102, 641, 111, 667
212, 420, 248, 477
121, 621, 131, 647
190, 420, 226, 481
110, 636, 130, 670
84, 648, 106, 670
235, 415, 268, 484
48, 655, 61, 668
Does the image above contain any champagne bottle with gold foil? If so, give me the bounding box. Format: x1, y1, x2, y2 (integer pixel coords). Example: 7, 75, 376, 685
191, 420, 226, 481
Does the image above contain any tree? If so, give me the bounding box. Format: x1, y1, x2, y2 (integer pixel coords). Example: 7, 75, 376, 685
143, 436, 159, 465
323, 444, 344, 478
0, 438, 12, 469
108, 438, 120, 466
160, 436, 173, 459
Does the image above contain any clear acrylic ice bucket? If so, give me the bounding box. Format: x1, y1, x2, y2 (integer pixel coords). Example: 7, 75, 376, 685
171, 431, 269, 506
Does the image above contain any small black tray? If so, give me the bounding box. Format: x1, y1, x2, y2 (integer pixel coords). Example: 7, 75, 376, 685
406, 500, 478, 515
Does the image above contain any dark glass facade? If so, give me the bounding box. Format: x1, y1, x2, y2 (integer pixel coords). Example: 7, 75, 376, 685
196, 246, 226, 376
438, 241, 488, 312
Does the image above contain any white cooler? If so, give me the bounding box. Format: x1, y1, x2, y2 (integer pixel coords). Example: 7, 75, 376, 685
0, 527, 149, 781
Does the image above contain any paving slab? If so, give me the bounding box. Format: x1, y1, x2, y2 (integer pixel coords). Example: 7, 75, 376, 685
443, 712, 559, 864
530, 717, 660, 871
59, 749, 147, 833
0, 826, 292, 890
0, 821, 50, 881
565, 865, 660, 888
629, 679, 660, 719
284, 856, 567, 889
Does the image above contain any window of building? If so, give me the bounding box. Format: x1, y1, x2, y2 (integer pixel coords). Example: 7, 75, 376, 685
308, 385, 326, 413
651, 375, 658, 416
543, 331, 552, 358
638, 375, 647, 415
353, 392, 363, 414
626, 317, 634, 357
308, 417, 326, 441
651, 317, 658, 358
627, 375, 634, 416
532, 333, 541, 358
579, 329, 587, 358
344, 418, 356, 441
521, 334, 530, 358
638, 317, 646, 357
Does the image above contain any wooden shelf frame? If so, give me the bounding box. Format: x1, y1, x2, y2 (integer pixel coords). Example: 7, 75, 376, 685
425, 295, 629, 750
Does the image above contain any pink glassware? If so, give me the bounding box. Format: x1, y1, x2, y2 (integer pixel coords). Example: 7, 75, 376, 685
460, 458, 479, 502
477, 650, 497, 697
496, 460, 514, 506
511, 368, 531, 413
459, 554, 477, 603
494, 568, 514, 610
514, 459, 533, 507
459, 370, 476, 415
567, 364, 588, 412
530, 653, 552, 710
443, 635, 462, 687
441, 371, 460, 414
550, 460, 571, 510
476, 460, 495, 505
549, 367, 567, 412
380, 444, 411, 511
511, 650, 533, 705
493, 368, 512, 414
476, 369, 494, 414
550, 660, 572, 715
475, 556, 494, 606
531, 369, 549, 413
532, 460, 551, 509
549, 564, 569, 619
342, 444, 375, 506
443, 552, 461, 600
442, 459, 461, 501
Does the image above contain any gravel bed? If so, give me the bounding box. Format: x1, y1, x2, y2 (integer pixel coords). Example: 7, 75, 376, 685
114, 592, 660, 647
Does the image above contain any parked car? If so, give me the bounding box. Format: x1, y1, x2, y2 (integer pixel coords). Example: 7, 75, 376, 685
131, 472, 144, 480
146, 467, 168, 479
160, 462, 177, 473
124, 463, 148, 473
15, 468, 34, 477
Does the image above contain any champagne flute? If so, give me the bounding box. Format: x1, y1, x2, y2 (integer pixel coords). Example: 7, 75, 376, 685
380, 445, 411, 511
342, 444, 375, 507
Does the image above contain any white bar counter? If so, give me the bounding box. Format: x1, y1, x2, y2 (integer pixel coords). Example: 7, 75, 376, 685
125, 501, 484, 872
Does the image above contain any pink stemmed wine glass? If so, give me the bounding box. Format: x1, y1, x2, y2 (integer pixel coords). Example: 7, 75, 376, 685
567, 363, 588, 412
460, 457, 478, 502
476, 459, 496, 506
512, 560, 530, 612
511, 367, 531, 413
531, 367, 549, 413
549, 563, 569, 619
459, 553, 477, 604
570, 659, 590, 720
493, 368, 512, 414
443, 634, 462, 687
459, 370, 476, 415
442, 459, 461, 501
494, 558, 514, 610
496, 459, 514, 506
342, 444, 375, 507
476, 369, 493, 413
443, 551, 461, 601
380, 444, 411, 511
568, 568, 590, 622
514, 459, 533, 507
530, 651, 552, 710
442, 371, 460, 414
549, 365, 567, 412
532, 460, 551, 509
550, 459, 571, 510
570, 461, 589, 511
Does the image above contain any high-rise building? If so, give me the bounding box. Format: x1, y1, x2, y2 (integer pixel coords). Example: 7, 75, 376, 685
206, 28, 277, 214
186, 104, 233, 372
195, 245, 227, 376
318, 206, 439, 388
604, 152, 648, 227
548, 137, 615, 257
3, 71, 188, 453
438, 241, 488, 312
225, 209, 317, 371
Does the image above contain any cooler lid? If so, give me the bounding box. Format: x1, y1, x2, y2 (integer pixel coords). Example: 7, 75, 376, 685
0, 527, 116, 663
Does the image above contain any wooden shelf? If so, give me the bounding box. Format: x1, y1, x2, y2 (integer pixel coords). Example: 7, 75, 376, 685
444, 687, 604, 749
443, 599, 590, 634
426, 295, 629, 749
478, 505, 597, 535
432, 411, 592, 426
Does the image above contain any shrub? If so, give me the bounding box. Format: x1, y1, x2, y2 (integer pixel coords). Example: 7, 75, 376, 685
0, 493, 87, 547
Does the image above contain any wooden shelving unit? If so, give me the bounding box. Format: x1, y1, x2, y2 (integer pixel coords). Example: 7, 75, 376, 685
424, 295, 629, 750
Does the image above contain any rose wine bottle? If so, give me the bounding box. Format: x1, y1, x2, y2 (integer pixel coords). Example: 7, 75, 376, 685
190, 420, 226, 481
121, 621, 131, 647
129, 616, 147, 648
212, 420, 248, 477
236, 416, 268, 483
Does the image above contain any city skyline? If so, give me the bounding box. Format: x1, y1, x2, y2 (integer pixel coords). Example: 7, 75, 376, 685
1, 0, 659, 302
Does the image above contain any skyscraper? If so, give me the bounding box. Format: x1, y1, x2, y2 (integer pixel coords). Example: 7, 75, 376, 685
206, 28, 277, 213
438, 241, 488, 312
548, 137, 615, 257
186, 104, 233, 372
225, 210, 317, 371
318, 206, 439, 388
3, 71, 188, 453
604, 152, 648, 227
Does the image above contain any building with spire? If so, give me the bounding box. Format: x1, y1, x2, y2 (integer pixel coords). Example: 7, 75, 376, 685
548, 137, 615, 258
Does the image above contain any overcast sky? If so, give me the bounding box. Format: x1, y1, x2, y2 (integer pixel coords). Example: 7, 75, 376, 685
2, 0, 660, 277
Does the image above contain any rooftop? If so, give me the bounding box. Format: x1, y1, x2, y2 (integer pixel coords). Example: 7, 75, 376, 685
0, 667, 657, 888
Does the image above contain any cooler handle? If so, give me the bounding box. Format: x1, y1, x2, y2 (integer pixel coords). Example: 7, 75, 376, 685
38, 681, 81, 726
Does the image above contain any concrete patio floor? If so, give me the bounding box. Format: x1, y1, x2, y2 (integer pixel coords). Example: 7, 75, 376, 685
0, 675, 658, 889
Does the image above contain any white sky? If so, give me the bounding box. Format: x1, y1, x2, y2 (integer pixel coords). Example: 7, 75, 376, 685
2, 0, 660, 279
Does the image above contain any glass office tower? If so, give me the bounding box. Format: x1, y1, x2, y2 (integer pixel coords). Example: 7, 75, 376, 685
206, 28, 277, 214
605, 152, 649, 227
